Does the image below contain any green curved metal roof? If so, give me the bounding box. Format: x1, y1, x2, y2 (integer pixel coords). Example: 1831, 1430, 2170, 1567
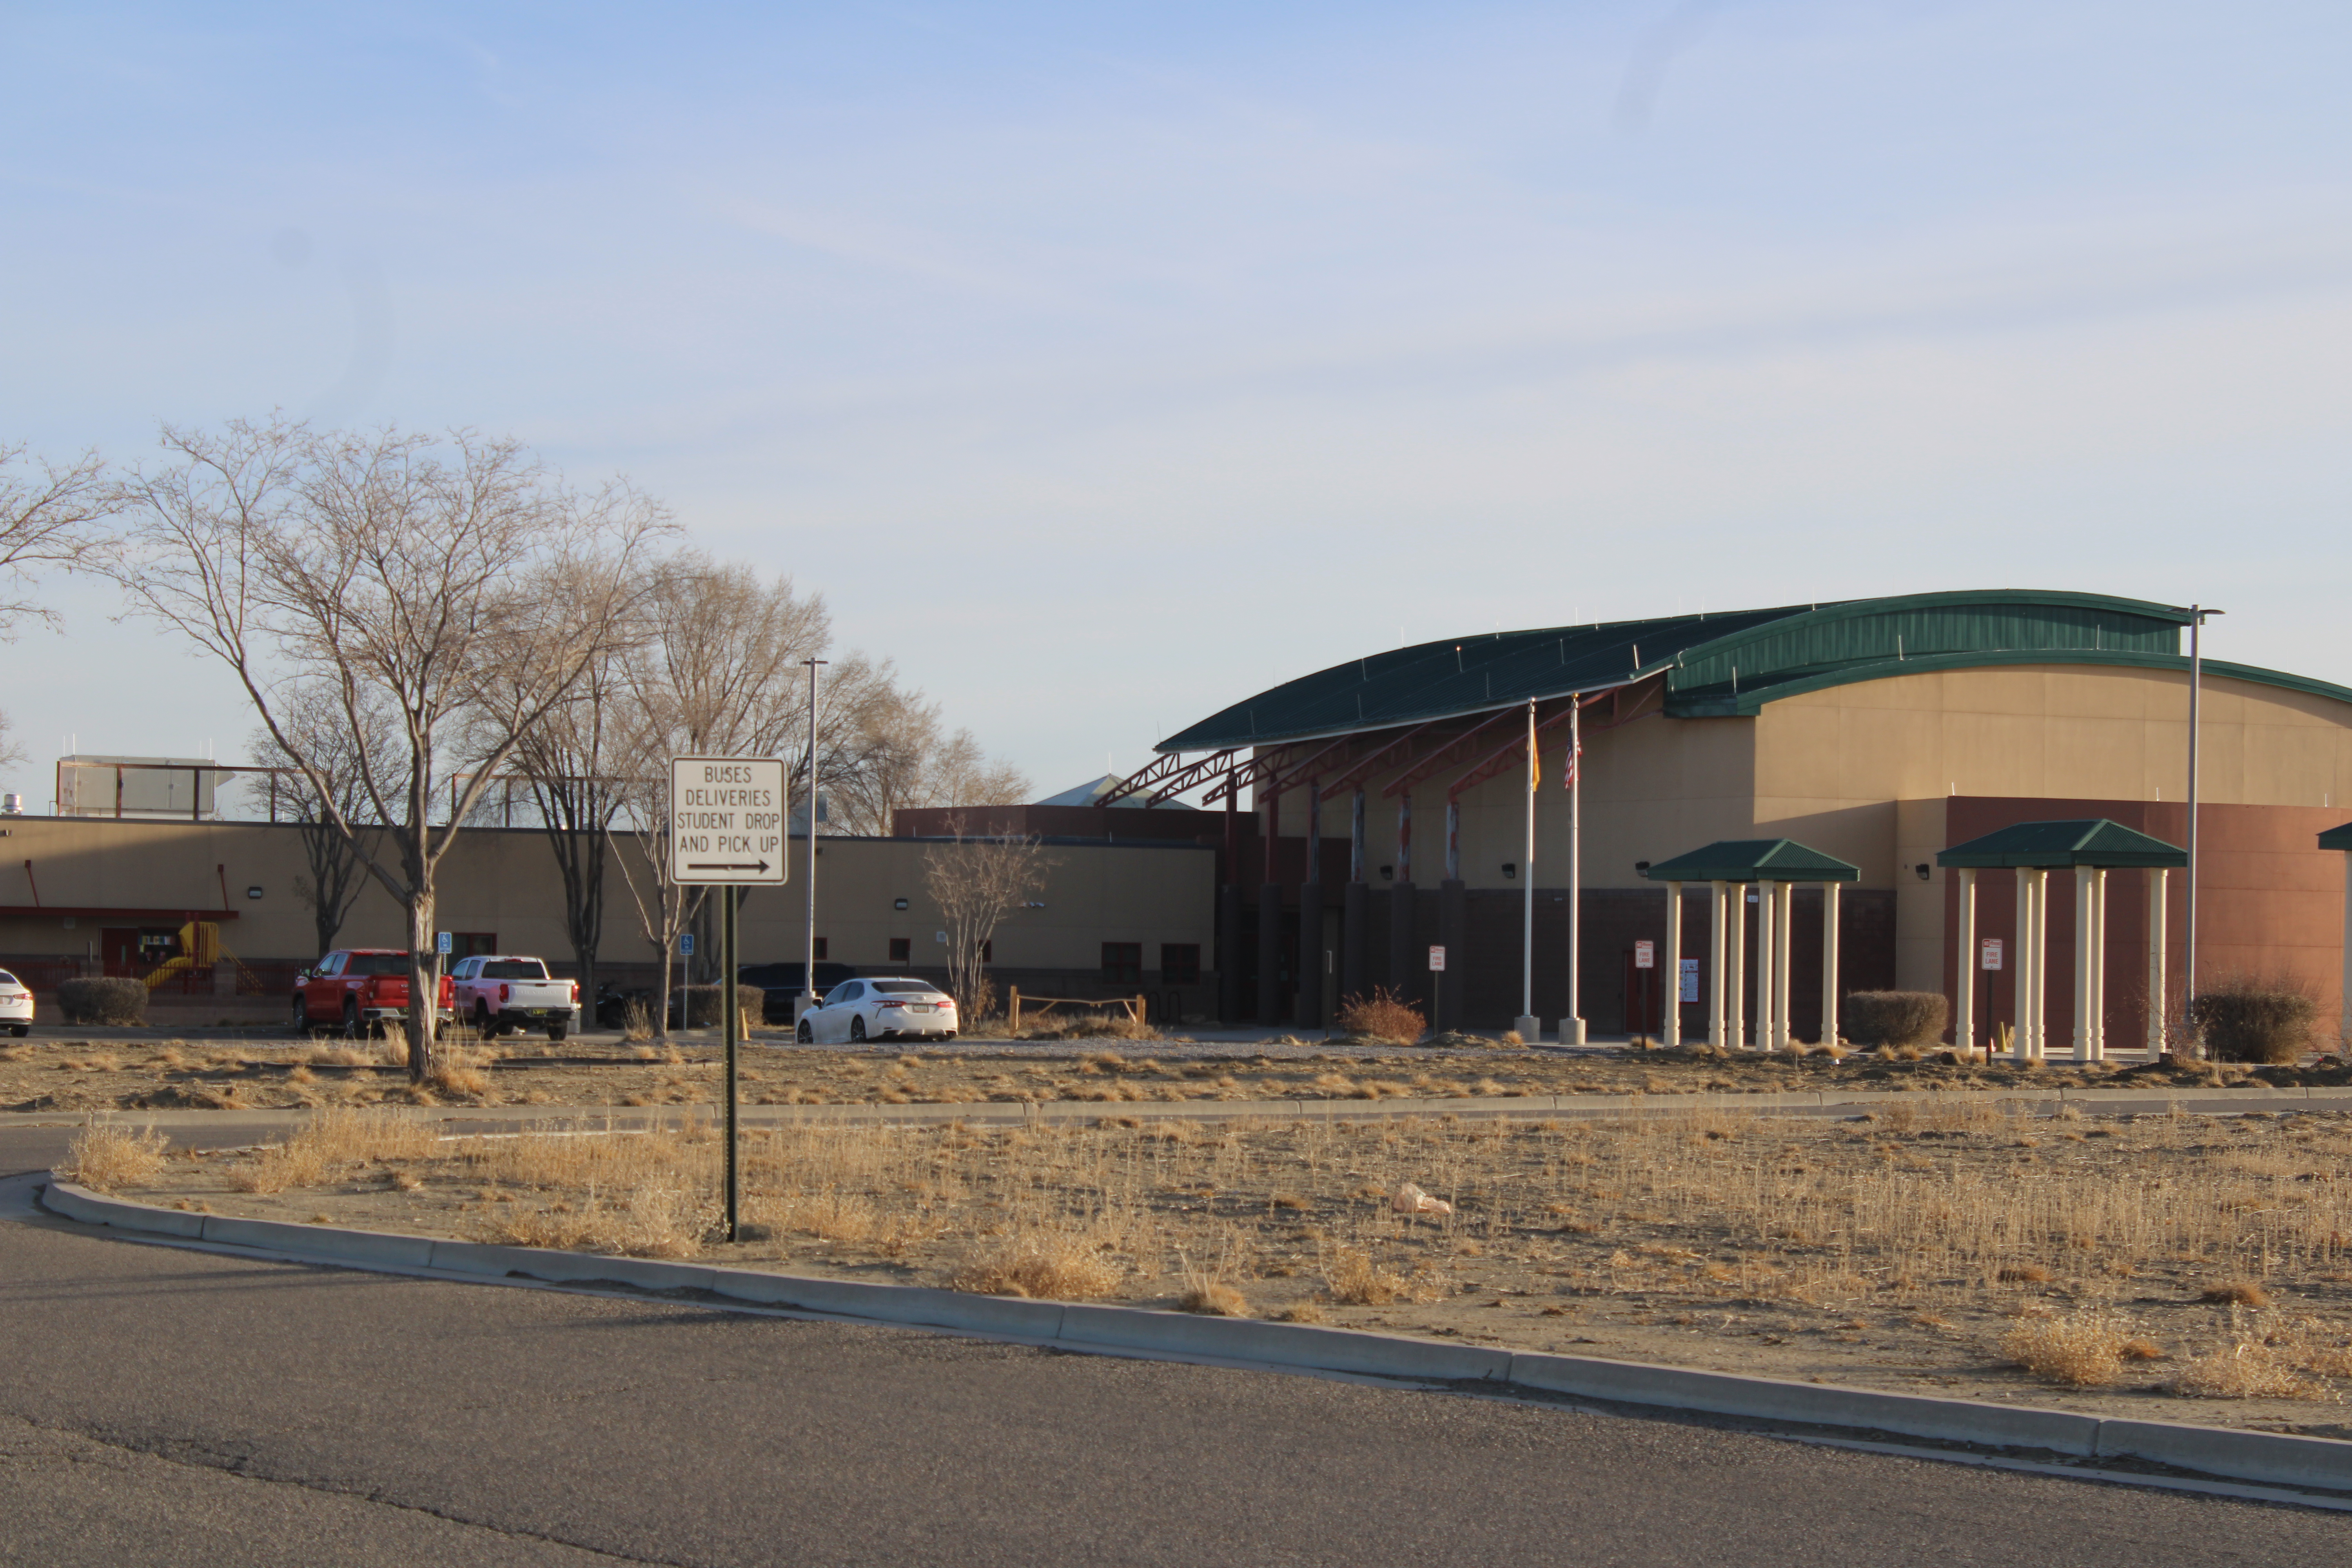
1156, 590, 2352, 751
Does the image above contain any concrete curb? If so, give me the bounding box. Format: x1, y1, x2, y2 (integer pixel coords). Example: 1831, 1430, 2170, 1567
40, 1178, 2352, 1496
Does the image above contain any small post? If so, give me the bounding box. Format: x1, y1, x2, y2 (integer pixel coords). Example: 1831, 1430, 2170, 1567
1134, 993, 1147, 1024
724, 886, 740, 1243
1009, 987, 1022, 1034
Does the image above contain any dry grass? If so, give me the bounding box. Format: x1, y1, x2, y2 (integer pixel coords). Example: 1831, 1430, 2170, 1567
56, 1119, 168, 1191
2166, 1343, 2326, 1400
951, 1229, 1125, 1300
2199, 1279, 2273, 1307
95, 1097, 2352, 1418
2000, 1314, 2135, 1387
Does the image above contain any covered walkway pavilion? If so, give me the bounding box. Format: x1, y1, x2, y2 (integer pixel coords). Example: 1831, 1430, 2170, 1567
1642, 839, 1860, 1050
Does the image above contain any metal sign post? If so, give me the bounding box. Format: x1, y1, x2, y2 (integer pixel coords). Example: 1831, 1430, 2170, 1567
670, 756, 788, 1244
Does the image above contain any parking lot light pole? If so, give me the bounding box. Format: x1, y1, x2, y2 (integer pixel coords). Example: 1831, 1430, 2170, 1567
2184, 605, 2221, 1050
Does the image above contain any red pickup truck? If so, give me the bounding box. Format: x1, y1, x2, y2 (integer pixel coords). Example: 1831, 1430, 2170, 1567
293, 949, 457, 1037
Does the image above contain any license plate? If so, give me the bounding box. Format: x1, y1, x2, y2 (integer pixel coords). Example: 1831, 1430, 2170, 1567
908, 1003, 931, 1012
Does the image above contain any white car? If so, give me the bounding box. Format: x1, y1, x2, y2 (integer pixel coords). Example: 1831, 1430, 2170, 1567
795, 978, 958, 1044
0, 969, 29, 1036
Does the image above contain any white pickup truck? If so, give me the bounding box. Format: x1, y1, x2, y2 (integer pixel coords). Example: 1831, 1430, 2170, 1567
450, 955, 581, 1041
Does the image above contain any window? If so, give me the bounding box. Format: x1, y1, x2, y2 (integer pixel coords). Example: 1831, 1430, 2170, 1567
889, 937, 911, 962
481, 959, 548, 980
829, 981, 862, 1002
870, 980, 941, 995
1101, 942, 1143, 984
1160, 944, 1201, 985
813, 937, 829, 960
344, 953, 412, 976
456, 933, 498, 958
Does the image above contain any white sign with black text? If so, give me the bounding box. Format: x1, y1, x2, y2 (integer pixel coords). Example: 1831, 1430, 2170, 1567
670, 756, 788, 886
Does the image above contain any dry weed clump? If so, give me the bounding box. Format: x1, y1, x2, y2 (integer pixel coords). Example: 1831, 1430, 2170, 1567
2165, 1343, 2325, 1400
952, 1229, 1124, 1300
230, 1107, 436, 1193
2000, 1314, 2136, 1387
1323, 1245, 1408, 1306
57, 1119, 168, 1191
1335, 988, 1426, 1044
484, 1180, 711, 1259
2198, 1279, 2273, 1308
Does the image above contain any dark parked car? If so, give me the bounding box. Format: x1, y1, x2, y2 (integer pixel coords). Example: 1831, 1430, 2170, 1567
738, 961, 857, 1025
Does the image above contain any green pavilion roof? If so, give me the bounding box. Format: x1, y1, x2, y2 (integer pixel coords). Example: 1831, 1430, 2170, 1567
1642, 839, 1860, 884
1156, 589, 2352, 753
1937, 819, 2186, 869
2321, 822, 2352, 851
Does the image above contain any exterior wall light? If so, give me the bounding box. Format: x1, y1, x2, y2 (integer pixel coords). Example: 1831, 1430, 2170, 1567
1634, 860, 1651, 877
1501, 863, 1517, 879
246, 886, 264, 899
893, 897, 909, 910
1915, 863, 1933, 881
1378, 865, 1394, 881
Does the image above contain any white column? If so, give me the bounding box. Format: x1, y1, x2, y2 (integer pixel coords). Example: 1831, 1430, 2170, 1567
1663, 882, 1683, 1049
2089, 867, 2108, 1060
2073, 865, 2096, 1063
1755, 877, 1777, 1052
1955, 867, 1976, 1054
2146, 867, 2169, 1056
2028, 869, 2050, 1061
1728, 886, 1748, 1052
1708, 880, 1728, 1050
2012, 869, 2033, 1062
1820, 880, 1841, 1047
1774, 881, 1795, 1051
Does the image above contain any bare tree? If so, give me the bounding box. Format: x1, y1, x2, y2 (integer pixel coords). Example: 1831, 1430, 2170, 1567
608, 554, 826, 1035
106, 417, 668, 1076
922, 817, 1051, 1016
501, 639, 633, 1011
822, 666, 1030, 836
249, 685, 391, 956
0, 441, 113, 764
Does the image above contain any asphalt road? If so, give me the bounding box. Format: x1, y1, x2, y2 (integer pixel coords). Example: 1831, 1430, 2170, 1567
3, 1124, 2345, 1567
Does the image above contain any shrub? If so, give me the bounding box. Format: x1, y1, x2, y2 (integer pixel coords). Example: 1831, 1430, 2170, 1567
1335, 987, 1425, 1044
57, 1118, 168, 1191
57, 976, 149, 1026
2190, 977, 2316, 1064
2000, 1314, 2132, 1387
1841, 990, 1948, 1048
676, 984, 767, 1029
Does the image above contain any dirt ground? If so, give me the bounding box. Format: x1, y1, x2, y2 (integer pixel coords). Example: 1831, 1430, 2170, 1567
75, 1097, 2352, 1438
6, 1028, 2348, 1114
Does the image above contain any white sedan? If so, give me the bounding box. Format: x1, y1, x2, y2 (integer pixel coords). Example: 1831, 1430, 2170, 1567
0, 969, 28, 1036
795, 978, 958, 1043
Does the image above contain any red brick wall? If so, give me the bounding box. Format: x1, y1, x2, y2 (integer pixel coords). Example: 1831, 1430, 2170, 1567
1938, 797, 2348, 1052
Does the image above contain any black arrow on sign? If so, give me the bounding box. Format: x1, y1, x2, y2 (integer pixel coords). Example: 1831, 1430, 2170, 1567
688, 860, 772, 873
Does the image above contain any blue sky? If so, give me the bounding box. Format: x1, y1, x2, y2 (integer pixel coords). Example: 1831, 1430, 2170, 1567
4, 2, 2349, 806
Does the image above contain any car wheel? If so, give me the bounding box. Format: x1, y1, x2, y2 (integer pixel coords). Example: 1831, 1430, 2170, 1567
472, 1002, 493, 1038
796, 1018, 813, 1043
9, 1024, 26, 1038
343, 1000, 362, 1039
547, 1024, 567, 1043
849, 1016, 866, 1043
292, 996, 310, 1036
941, 1030, 957, 1041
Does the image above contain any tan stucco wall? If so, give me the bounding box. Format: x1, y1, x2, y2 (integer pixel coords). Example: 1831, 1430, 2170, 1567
1414, 666, 2352, 980
0, 818, 1213, 972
